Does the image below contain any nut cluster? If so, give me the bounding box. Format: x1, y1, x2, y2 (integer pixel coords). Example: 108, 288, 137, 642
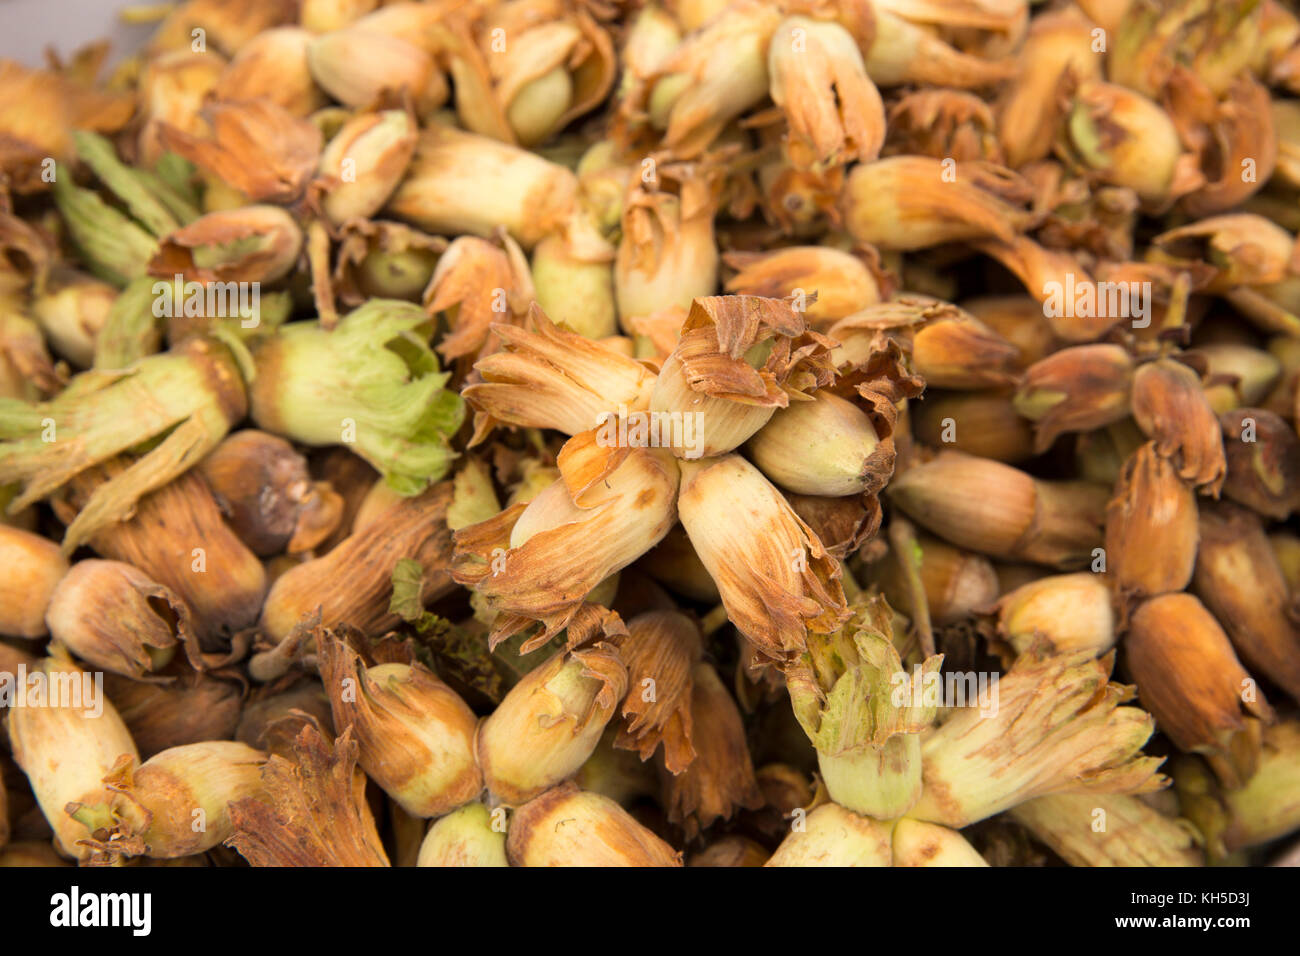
2, 0, 1300, 869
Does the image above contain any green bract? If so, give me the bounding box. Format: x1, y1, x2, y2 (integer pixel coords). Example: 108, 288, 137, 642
248, 299, 464, 495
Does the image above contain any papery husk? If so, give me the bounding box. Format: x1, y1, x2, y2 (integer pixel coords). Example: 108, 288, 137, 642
218, 27, 328, 116
909, 649, 1165, 828
306, 26, 444, 115
723, 246, 883, 328
226, 724, 390, 866
1168, 71, 1276, 218
657, 661, 763, 839
1219, 407, 1300, 519
613, 610, 701, 774
234, 680, 334, 760
55, 461, 266, 643
1009, 792, 1203, 867
648, 294, 837, 458
1150, 214, 1295, 296
677, 453, 848, 662
317, 109, 418, 225
505, 781, 681, 866
1131, 356, 1227, 493
842, 156, 1033, 250
452, 434, 678, 647
136, 50, 228, 167
464, 303, 656, 443
1104, 441, 1199, 605
0, 335, 248, 555
889, 451, 1107, 569
423, 231, 533, 368
386, 124, 577, 249
615, 159, 720, 321
652, 0, 781, 158
1014, 344, 1134, 453
885, 89, 1002, 163
317, 630, 482, 817
996, 5, 1102, 168
260, 481, 455, 642
1064, 78, 1201, 207
828, 297, 1019, 389
862, 7, 1016, 90
148, 205, 302, 284
45, 559, 197, 679
1126, 592, 1272, 789
768, 16, 885, 171
159, 99, 322, 204
1192, 499, 1300, 704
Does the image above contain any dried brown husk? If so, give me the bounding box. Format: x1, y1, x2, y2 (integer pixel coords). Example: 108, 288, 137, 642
676, 453, 848, 662
841, 156, 1034, 251
889, 450, 1107, 569
316, 629, 482, 817
1127, 592, 1273, 789
423, 231, 533, 372
1192, 500, 1300, 704
1014, 344, 1134, 453
1105, 442, 1199, 607
159, 99, 322, 204
768, 15, 885, 171
235, 680, 335, 760
829, 296, 1019, 389
995, 5, 1101, 168
723, 246, 884, 328
149, 205, 303, 284
886, 89, 1002, 163
44, 559, 199, 679
1218, 407, 1300, 519
259, 480, 455, 642
226, 724, 390, 866
217, 27, 327, 116
452, 434, 678, 647
0, 59, 134, 193
55, 462, 266, 645
104, 669, 243, 761
658, 661, 763, 840
613, 610, 701, 774
1131, 356, 1227, 494
648, 294, 837, 457
463, 304, 656, 444
198, 430, 342, 556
